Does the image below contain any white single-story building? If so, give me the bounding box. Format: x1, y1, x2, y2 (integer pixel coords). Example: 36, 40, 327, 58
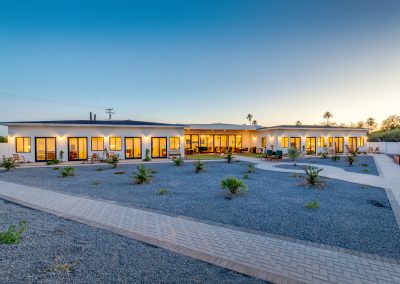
1, 119, 368, 162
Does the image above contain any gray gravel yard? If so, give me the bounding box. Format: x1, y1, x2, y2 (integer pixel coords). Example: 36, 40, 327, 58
0, 199, 265, 284
1, 161, 399, 259
290, 155, 380, 175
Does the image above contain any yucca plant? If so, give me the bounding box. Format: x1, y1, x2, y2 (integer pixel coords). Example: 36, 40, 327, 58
107, 155, 120, 168
304, 166, 323, 185
133, 165, 154, 184
173, 158, 184, 166
0, 158, 16, 171
225, 152, 233, 163
246, 163, 256, 173
220, 177, 248, 194
346, 154, 355, 166
61, 167, 75, 177
194, 160, 206, 173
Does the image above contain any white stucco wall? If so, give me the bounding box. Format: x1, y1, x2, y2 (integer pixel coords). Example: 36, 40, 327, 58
367, 142, 400, 154
7, 125, 185, 162
0, 143, 9, 158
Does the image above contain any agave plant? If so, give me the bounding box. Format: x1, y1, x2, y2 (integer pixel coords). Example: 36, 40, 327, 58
61, 167, 75, 177
173, 158, 184, 166
0, 158, 16, 171
194, 160, 206, 173
304, 166, 323, 185
220, 177, 248, 194
107, 155, 120, 168
133, 165, 154, 184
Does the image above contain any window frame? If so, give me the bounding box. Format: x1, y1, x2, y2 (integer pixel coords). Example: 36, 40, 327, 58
91, 137, 105, 151
169, 136, 180, 150
280, 137, 289, 148
109, 136, 122, 151
15, 137, 31, 153
317, 137, 325, 148
358, 137, 365, 147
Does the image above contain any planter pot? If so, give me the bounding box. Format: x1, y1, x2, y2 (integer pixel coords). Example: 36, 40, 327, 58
395, 155, 400, 164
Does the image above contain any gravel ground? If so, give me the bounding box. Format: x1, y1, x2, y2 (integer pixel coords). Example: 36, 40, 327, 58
1, 161, 399, 259
0, 199, 266, 284
286, 155, 380, 176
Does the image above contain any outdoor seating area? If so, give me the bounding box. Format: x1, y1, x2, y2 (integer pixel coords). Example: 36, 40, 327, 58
2, 154, 26, 164
261, 150, 283, 161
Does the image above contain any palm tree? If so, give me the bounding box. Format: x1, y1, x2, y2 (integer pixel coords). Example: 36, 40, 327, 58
323, 111, 333, 126
296, 121, 302, 126
246, 114, 253, 125
252, 120, 257, 125
366, 117, 377, 133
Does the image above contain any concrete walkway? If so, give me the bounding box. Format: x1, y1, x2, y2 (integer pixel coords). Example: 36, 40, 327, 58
1, 154, 400, 283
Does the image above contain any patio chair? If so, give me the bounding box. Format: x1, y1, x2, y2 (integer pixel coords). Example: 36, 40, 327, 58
374, 147, 380, 153
261, 150, 273, 161
270, 150, 283, 161
12, 154, 25, 163
90, 153, 99, 163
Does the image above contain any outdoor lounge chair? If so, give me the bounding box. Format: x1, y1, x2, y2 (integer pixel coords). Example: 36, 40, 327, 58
12, 154, 25, 163
261, 150, 272, 161
90, 153, 100, 163
270, 150, 283, 161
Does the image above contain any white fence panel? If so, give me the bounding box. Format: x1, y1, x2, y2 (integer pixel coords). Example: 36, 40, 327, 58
0, 143, 9, 158
368, 142, 400, 154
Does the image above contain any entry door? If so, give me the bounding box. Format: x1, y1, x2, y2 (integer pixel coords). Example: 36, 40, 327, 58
348, 137, 357, 152
151, 137, 167, 158
335, 137, 344, 153
125, 137, 142, 159
68, 137, 87, 161
35, 137, 56, 162
306, 137, 316, 154
290, 137, 301, 151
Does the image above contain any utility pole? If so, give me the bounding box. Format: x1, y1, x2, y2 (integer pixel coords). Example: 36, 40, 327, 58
105, 108, 115, 120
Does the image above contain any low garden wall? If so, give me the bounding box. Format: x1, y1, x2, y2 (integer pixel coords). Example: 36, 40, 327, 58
0, 143, 9, 158
367, 142, 400, 154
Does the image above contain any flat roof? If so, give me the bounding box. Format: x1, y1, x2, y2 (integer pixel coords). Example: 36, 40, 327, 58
1, 120, 185, 128
186, 123, 259, 131
257, 125, 368, 131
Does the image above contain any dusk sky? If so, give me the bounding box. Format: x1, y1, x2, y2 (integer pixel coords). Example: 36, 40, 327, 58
1, 0, 399, 129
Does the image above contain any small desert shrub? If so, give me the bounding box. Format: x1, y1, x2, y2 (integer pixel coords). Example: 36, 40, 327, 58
133, 165, 154, 184
194, 160, 206, 173
45, 259, 80, 274
0, 158, 16, 171
331, 155, 340, 162
243, 174, 249, 179
173, 158, 184, 166
220, 177, 248, 194
61, 167, 75, 177
114, 170, 126, 175
361, 163, 369, 167
158, 188, 168, 195
0, 220, 27, 244
289, 172, 302, 178
59, 150, 64, 163
225, 152, 233, 163
360, 184, 371, 189
46, 159, 61, 165
305, 199, 319, 209
144, 148, 151, 161
362, 169, 369, 173
320, 152, 328, 159
346, 155, 355, 166
304, 166, 323, 185
107, 155, 120, 168
288, 147, 301, 166
246, 163, 256, 173
95, 168, 104, 171
92, 181, 101, 186
52, 167, 60, 171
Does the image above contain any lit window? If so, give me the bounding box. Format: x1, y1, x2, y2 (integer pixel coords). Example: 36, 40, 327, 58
280, 137, 289, 148
109, 137, 122, 151
91, 137, 104, 151
261, 137, 266, 148
358, 137, 365, 147
318, 137, 325, 147
327, 137, 334, 147
169, 137, 180, 150
16, 137, 31, 153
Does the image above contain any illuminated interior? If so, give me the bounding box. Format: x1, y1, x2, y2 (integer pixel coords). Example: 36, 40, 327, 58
125, 137, 141, 159
35, 137, 56, 161
152, 137, 167, 158
68, 137, 87, 161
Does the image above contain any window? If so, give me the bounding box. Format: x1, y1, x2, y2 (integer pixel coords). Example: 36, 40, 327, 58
16, 137, 31, 153
358, 137, 365, 147
280, 137, 289, 148
91, 137, 104, 151
169, 137, 180, 150
327, 137, 334, 147
318, 137, 325, 147
109, 137, 122, 151
261, 137, 266, 148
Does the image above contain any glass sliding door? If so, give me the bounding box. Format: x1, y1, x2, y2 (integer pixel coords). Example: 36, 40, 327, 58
68, 137, 87, 161
151, 137, 167, 158
335, 137, 344, 153
125, 137, 142, 159
290, 137, 301, 151
228, 135, 235, 152
235, 135, 242, 151
348, 137, 357, 152
214, 135, 221, 152
220, 135, 227, 153
35, 137, 56, 162
306, 137, 316, 154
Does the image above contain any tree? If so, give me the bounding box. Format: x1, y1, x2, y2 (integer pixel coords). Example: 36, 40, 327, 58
252, 120, 257, 125
356, 121, 365, 128
323, 111, 333, 126
381, 115, 400, 131
246, 114, 253, 125
288, 147, 301, 166
0, 136, 7, 143
366, 117, 377, 133
296, 121, 302, 126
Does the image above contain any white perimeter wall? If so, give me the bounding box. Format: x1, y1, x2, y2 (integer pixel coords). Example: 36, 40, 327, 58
7, 125, 184, 162
367, 142, 400, 154
0, 143, 9, 158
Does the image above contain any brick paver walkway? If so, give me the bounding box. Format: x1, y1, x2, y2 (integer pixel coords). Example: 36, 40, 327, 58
1, 178, 400, 284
